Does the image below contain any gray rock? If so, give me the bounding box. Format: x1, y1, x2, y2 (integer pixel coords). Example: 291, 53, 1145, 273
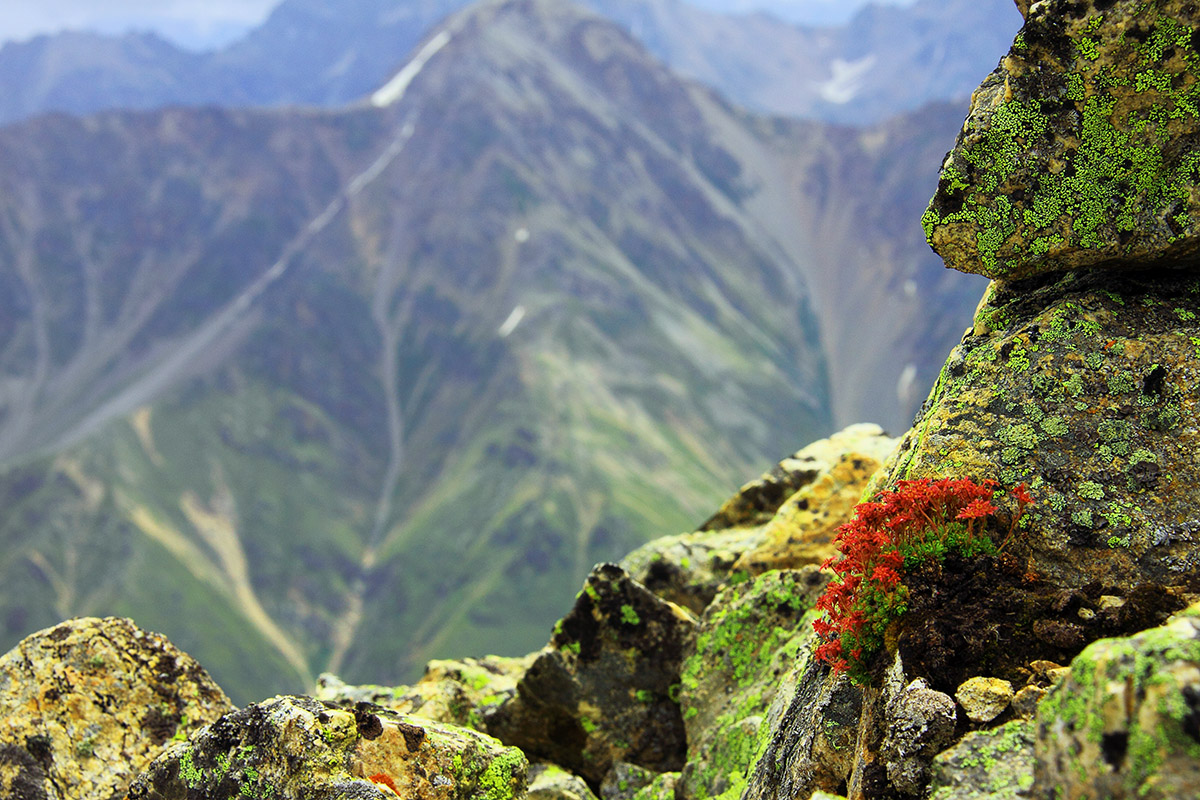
883, 678, 958, 795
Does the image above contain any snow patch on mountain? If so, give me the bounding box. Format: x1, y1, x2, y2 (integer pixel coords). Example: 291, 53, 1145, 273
817, 54, 876, 104
370, 30, 451, 107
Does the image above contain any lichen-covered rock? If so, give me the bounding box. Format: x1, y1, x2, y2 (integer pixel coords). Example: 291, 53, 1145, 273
1033, 605, 1200, 799
882, 269, 1200, 593
929, 720, 1036, 799
923, 0, 1200, 279
315, 653, 534, 731
677, 569, 827, 800
623, 425, 895, 613
488, 564, 695, 785
526, 763, 599, 800
127, 695, 528, 800
600, 761, 659, 800
626, 771, 678, 800
956, 677, 1015, 724
882, 678, 958, 795
0, 616, 232, 800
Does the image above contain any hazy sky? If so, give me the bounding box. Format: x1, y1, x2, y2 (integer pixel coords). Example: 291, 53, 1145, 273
0, 0, 920, 50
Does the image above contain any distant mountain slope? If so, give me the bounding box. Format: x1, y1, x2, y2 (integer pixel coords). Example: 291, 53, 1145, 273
0, 0, 844, 703
0, 0, 1021, 126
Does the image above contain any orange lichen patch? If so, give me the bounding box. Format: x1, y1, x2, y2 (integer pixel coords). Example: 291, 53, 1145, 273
369, 773, 401, 796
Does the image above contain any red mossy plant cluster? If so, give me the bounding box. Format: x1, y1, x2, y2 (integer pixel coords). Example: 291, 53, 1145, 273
813, 477, 1032, 685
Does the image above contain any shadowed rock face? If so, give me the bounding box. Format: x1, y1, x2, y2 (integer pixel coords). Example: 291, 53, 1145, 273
0, 617, 232, 800
924, 0, 1200, 280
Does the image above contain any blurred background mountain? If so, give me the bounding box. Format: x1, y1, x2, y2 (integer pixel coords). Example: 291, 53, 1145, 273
0, 0, 1016, 702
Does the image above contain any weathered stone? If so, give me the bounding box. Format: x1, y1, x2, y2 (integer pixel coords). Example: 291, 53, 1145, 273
620, 527, 768, 615
1033, 604, 1200, 799
698, 424, 896, 531
677, 569, 827, 800
626, 771, 678, 800
956, 676, 1015, 723
623, 425, 895, 614
733, 448, 895, 576
882, 678, 959, 795
923, 0, 1200, 279
1010, 685, 1047, 719
929, 720, 1036, 800
527, 763, 600, 800
127, 695, 527, 800
881, 270, 1200, 593
741, 656, 863, 800
315, 654, 534, 731
0, 616, 231, 800
488, 563, 695, 785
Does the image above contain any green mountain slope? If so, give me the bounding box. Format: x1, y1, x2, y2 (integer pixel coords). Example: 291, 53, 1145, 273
0, 0, 840, 702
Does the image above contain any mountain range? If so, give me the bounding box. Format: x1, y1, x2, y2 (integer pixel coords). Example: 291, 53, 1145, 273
0, 0, 993, 702
0, 0, 1021, 126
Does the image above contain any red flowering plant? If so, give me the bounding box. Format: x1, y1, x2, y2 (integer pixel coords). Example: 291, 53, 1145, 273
813, 477, 1032, 685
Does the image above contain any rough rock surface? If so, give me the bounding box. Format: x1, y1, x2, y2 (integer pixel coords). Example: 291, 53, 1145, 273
0, 616, 232, 800
882, 678, 959, 795
929, 720, 1035, 799
127, 694, 527, 800
526, 763, 600, 800
955, 676, 1015, 724
599, 761, 658, 800
315, 654, 534, 731
732, 447, 894, 576
622, 424, 895, 613
677, 569, 827, 800
698, 424, 896, 532
923, 0, 1200, 279
881, 269, 1200, 592
488, 563, 695, 785
1033, 604, 1200, 798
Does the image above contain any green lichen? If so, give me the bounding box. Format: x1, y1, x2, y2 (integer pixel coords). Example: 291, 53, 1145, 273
620, 605, 641, 626
1078, 481, 1105, 501
478, 749, 527, 800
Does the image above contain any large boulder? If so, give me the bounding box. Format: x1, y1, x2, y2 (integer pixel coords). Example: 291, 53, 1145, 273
127, 695, 527, 800
488, 564, 695, 785
923, 0, 1200, 279
878, 269, 1200, 597
0, 616, 232, 800
1033, 604, 1200, 799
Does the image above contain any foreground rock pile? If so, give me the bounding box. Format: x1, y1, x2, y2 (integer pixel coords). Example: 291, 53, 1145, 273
5, 1, 1200, 799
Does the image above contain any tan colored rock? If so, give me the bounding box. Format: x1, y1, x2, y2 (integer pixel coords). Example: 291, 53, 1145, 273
1034, 605, 1200, 798
699, 424, 897, 531
924, 0, 1200, 279
128, 694, 528, 800
733, 449, 890, 575
620, 526, 769, 614
0, 616, 232, 800
956, 677, 1015, 723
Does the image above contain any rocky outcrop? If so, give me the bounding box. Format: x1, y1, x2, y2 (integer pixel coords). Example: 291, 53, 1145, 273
677, 569, 827, 800
488, 564, 695, 786
622, 424, 897, 613
929, 720, 1035, 799
315, 654, 534, 731
1033, 604, 1200, 799
128, 694, 527, 800
923, 0, 1200, 279
0, 617, 232, 800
